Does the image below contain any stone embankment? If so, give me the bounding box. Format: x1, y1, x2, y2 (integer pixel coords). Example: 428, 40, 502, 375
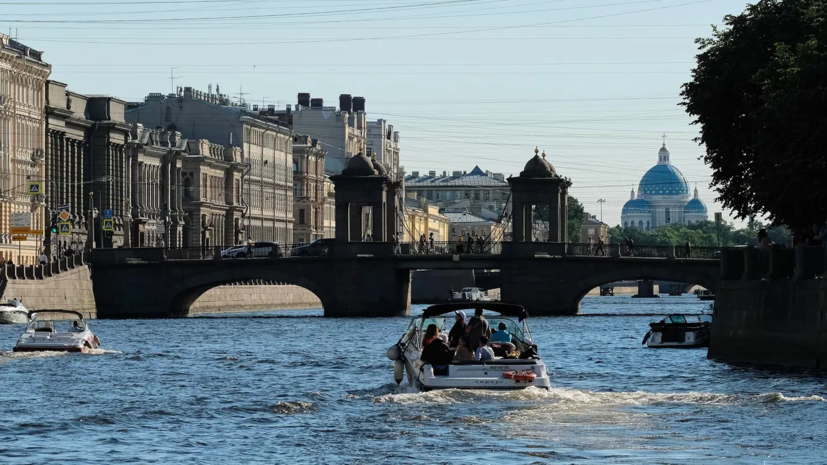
1, 254, 97, 319
709, 246, 827, 369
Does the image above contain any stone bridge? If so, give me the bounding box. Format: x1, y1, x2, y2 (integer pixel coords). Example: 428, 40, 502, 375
90, 244, 719, 318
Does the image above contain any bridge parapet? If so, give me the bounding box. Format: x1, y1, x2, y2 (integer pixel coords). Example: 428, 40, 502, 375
330, 242, 394, 258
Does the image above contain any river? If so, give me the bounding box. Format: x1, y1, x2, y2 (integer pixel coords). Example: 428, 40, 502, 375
1, 295, 825, 464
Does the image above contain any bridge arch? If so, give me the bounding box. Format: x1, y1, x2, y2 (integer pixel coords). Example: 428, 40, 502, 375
163, 266, 334, 317
565, 261, 718, 311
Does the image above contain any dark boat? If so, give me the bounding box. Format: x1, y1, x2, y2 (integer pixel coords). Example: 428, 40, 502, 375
642, 314, 712, 348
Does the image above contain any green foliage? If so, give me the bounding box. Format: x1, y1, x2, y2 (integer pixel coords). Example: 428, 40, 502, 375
681, 0, 827, 228
607, 220, 791, 247
566, 196, 585, 242
534, 196, 586, 240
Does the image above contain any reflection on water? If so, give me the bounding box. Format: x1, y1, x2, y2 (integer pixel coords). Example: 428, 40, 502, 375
0, 295, 825, 464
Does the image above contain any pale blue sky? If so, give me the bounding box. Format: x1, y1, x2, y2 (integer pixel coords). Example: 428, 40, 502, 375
2, 0, 752, 226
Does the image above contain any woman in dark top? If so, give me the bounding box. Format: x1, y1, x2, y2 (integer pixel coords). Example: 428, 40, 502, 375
448, 311, 467, 348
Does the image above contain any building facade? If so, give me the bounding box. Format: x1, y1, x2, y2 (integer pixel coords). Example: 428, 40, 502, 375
621, 142, 708, 230
580, 213, 609, 243
125, 124, 187, 248
404, 166, 510, 219
444, 211, 505, 243
0, 34, 50, 264
366, 118, 400, 180
402, 197, 450, 243
44, 81, 131, 252
292, 135, 330, 244
125, 87, 294, 244
273, 93, 367, 175
181, 138, 245, 248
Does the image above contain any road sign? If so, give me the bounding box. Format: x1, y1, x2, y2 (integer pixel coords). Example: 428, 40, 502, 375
103, 209, 113, 219
27, 182, 41, 195
157, 224, 165, 234
58, 210, 71, 222
12, 235, 27, 241
10, 212, 31, 234
59, 222, 72, 235
103, 219, 114, 231
29, 229, 43, 235
56, 204, 70, 211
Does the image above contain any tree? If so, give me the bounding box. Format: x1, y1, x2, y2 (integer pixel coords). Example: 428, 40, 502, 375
681, 0, 827, 229
607, 220, 791, 247
533, 196, 585, 241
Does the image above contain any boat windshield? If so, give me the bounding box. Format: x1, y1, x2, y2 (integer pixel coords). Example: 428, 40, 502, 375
28, 317, 86, 333
700, 315, 713, 323
665, 315, 687, 324
487, 317, 526, 343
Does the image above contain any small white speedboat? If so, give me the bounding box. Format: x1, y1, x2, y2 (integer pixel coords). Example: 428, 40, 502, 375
0, 299, 28, 324
388, 303, 551, 390
13, 310, 101, 353
642, 314, 712, 348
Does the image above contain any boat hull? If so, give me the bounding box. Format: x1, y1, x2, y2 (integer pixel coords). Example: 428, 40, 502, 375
413, 359, 551, 390
12, 346, 88, 353
646, 328, 709, 348
0, 311, 28, 324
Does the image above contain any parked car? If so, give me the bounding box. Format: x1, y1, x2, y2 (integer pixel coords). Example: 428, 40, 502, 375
220, 241, 282, 259
292, 238, 334, 257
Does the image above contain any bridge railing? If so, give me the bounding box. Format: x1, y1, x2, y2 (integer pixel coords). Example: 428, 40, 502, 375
567, 243, 611, 257
403, 241, 501, 255
674, 246, 720, 260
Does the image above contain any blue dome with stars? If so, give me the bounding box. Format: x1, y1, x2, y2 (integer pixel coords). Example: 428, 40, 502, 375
622, 198, 652, 214
637, 145, 689, 197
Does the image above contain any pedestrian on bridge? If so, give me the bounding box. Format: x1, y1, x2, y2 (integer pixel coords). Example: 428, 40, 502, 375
684, 239, 692, 258
595, 237, 605, 256
392, 235, 401, 255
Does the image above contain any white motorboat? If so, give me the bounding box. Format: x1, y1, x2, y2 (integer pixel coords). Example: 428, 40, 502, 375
387, 303, 551, 391
642, 314, 712, 348
0, 299, 28, 324
13, 310, 101, 353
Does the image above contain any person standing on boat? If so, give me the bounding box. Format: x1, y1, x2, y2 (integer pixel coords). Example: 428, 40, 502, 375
474, 336, 495, 361
466, 308, 490, 351
448, 311, 467, 348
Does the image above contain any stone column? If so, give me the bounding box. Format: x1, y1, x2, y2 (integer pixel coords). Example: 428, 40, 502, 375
560, 187, 569, 243
512, 200, 525, 242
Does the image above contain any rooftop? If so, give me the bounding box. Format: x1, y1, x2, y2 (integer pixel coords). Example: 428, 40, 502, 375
443, 211, 492, 224
404, 166, 508, 188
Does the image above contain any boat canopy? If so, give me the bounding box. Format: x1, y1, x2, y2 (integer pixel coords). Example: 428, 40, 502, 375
421, 302, 528, 321
28, 310, 84, 320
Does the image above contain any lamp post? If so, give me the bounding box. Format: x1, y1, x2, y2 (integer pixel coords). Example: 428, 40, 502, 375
597, 198, 606, 223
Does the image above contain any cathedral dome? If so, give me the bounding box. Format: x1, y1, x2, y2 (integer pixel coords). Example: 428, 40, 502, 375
637, 143, 689, 197
622, 198, 652, 214
685, 187, 707, 213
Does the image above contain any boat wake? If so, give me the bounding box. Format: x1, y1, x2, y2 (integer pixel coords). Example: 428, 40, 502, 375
0, 350, 66, 362
371, 386, 826, 406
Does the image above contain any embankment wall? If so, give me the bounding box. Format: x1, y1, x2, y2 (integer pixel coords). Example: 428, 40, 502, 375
3, 265, 97, 319
709, 279, 827, 369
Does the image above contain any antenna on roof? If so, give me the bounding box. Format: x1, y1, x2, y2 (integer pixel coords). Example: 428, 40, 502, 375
169, 67, 182, 94
234, 85, 249, 105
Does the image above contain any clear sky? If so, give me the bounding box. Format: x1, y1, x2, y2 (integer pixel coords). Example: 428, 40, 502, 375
1, 0, 753, 227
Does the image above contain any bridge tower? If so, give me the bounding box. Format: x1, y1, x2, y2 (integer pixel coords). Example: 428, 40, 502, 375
330, 152, 390, 243
508, 148, 571, 243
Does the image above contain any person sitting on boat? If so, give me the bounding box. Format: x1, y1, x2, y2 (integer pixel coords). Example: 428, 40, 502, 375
474, 336, 495, 361
519, 339, 540, 360
71, 321, 83, 332
466, 308, 490, 351
448, 311, 467, 348
421, 329, 453, 375
454, 335, 474, 361
422, 324, 439, 348
490, 322, 512, 344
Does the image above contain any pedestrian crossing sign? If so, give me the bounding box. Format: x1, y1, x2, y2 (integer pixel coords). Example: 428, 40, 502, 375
103, 219, 114, 231
59, 222, 72, 235
28, 182, 41, 195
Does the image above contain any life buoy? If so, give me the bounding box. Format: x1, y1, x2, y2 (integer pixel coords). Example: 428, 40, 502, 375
502, 370, 536, 382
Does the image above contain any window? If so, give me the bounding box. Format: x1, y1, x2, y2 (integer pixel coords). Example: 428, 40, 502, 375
426, 191, 433, 200
201, 174, 208, 199
638, 220, 643, 228
293, 159, 299, 172
483, 191, 490, 201
473, 191, 480, 201
464, 191, 470, 199
646, 221, 650, 230
299, 209, 306, 225
665, 207, 671, 224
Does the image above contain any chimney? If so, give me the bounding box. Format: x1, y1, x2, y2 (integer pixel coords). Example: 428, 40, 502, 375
452, 171, 462, 177
297, 92, 310, 107
352, 96, 366, 112
428, 171, 436, 177
339, 94, 352, 112
442, 171, 447, 177
411, 171, 419, 178
310, 98, 323, 108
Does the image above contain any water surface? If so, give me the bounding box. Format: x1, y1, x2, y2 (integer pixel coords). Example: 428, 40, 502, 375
1, 295, 825, 464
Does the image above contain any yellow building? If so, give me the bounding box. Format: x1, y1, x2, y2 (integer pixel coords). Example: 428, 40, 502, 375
402, 197, 449, 244
0, 34, 51, 264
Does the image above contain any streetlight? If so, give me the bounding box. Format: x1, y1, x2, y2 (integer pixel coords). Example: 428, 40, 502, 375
597, 199, 606, 223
